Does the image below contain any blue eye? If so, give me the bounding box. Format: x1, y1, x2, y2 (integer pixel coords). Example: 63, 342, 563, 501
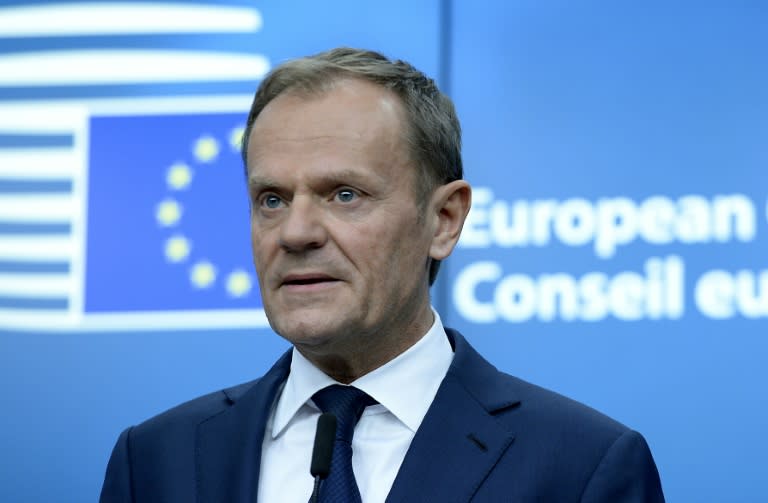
262, 194, 283, 209
336, 189, 357, 203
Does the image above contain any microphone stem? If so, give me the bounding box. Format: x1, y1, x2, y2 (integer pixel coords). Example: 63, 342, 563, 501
310, 475, 321, 503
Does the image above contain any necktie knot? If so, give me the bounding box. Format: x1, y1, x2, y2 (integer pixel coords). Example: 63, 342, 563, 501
312, 385, 377, 442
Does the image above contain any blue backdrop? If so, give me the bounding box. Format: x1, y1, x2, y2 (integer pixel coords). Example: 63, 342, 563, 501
0, 1, 766, 501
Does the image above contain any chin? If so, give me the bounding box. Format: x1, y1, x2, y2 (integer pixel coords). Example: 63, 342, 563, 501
270, 315, 343, 346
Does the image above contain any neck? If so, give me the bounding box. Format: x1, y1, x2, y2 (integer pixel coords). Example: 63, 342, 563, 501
296, 304, 434, 383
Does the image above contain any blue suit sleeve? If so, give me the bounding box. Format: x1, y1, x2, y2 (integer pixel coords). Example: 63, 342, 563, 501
99, 427, 135, 503
580, 430, 665, 503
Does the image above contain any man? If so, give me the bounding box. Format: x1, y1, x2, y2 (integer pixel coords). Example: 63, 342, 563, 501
101, 48, 664, 502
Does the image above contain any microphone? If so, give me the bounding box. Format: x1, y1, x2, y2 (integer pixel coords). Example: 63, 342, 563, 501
309, 413, 336, 503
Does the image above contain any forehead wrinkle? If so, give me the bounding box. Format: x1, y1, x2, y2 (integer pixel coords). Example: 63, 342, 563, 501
249, 163, 392, 193
249, 133, 407, 184
255, 130, 365, 143
248, 132, 369, 167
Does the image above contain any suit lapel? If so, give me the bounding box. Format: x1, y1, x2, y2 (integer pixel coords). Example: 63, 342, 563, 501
194, 330, 518, 502
196, 351, 291, 503
386, 330, 520, 503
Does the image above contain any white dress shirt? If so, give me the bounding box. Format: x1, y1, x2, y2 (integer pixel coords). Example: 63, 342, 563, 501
257, 309, 454, 503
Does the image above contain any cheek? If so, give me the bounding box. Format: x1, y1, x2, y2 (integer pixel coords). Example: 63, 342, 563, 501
364, 223, 423, 274
249, 228, 273, 269
344, 233, 382, 271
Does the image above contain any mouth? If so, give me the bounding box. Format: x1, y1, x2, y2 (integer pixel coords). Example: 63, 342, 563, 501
280, 274, 339, 288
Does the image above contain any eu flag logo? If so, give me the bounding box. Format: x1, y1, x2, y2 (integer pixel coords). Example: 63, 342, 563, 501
0, 108, 268, 332
85, 112, 264, 321
0, 1, 270, 331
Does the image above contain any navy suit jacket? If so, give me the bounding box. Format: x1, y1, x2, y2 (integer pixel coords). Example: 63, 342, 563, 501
100, 329, 664, 502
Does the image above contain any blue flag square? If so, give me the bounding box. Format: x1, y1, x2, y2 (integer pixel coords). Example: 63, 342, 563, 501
85, 112, 260, 312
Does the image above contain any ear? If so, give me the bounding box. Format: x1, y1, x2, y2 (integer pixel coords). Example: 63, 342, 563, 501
428, 180, 472, 260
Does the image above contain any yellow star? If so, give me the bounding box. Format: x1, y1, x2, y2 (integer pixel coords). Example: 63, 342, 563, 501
156, 199, 182, 227
194, 135, 220, 163
164, 235, 191, 263
167, 162, 193, 190
190, 261, 216, 289
229, 126, 245, 152
226, 269, 252, 297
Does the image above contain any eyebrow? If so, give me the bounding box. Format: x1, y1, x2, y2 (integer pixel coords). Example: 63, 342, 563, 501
247, 175, 281, 193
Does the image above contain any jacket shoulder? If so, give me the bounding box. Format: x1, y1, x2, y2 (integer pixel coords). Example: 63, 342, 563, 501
445, 330, 663, 500
503, 372, 628, 436
132, 377, 261, 438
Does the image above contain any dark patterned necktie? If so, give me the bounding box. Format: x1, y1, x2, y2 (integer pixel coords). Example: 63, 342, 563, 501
311, 385, 377, 503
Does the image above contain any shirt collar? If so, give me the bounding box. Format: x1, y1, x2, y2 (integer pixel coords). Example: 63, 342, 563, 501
271, 308, 454, 437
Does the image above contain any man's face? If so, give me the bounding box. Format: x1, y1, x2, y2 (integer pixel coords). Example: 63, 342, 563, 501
245, 79, 438, 367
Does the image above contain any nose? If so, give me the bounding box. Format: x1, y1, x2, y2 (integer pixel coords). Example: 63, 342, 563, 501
278, 196, 327, 253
